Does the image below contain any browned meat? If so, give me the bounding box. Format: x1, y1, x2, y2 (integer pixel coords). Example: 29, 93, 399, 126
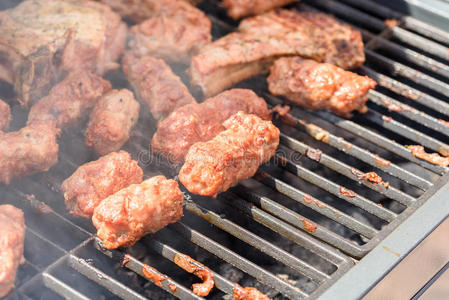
0, 121, 59, 185
93, 175, 184, 249
122, 54, 195, 120
233, 284, 270, 300
179, 112, 279, 197
152, 89, 271, 163
27, 71, 112, 129
189, 10, 364, 97
127, 0, 211, 64
268, 57, 376, 117
0, 0, 126, 107
0, 100, 11, 132
173, 253, 215, 297
61, 151, 143, 218
223, 0, 297, 19
0, 205, 25, 297
407, 145, 449, 167
85, 89, 140, 155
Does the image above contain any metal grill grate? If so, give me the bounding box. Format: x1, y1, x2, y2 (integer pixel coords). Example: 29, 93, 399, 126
2, 0, 449, 299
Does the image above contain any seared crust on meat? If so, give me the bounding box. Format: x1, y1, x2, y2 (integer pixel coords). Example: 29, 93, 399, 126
27, 71, 112, 129
268, 57, 376, 117
61, 151, 143, 218
0, 121, 60, 185
0, 205, 25, 298
180, 112, 280, 197
223, 0, 297, 19
93, 176, 184, 249
85, 89, 140, 155
122, 54, 195, 121
0, 100, 11, 132
151, 89, 271, 163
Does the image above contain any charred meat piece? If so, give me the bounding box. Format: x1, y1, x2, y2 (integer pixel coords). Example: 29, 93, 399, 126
0, 121, 59, 185
127, 0, 211, 64
189, 10, 364, 97
152, 89, 271, 163
268, 57, 376, 117
0, 205, 25, 298
85, 89, 140, 155
27, 71, 112, 129
93, 175, 184, 249
0, 0, 126, 107
223, 0, 297, 19
61, 151, 143, 218
0, 100, 11, 132
180, 112, 280, 197
122, 54, 195, 120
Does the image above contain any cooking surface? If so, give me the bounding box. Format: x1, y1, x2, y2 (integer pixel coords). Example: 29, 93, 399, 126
1, 0, 449, 299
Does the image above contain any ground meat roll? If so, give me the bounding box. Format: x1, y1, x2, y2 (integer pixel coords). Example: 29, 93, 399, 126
0, 99, 11, 132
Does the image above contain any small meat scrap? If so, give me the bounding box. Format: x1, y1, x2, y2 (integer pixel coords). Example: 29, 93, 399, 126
85, 89, 140, 155
364, 172, 383, 184
93, 176, 184, 249
340, 186, 356, 198
61, 151, 143, 218
152, 89, 270, 163
122, 54, 195, 121
0, 205, 25, 297
28, 71, 112, 129
407, 145, 449, 167
174, 253, 214, 297
268, 57, 376, 117
0, 121, 59, 185
384, 19, 398, 28
233, 283, 270, 300
179, 112, 280, 197
127, 0, 211, 64
0, 99, 11, 132
142, 264, 169, 288
223, 0, 296, 19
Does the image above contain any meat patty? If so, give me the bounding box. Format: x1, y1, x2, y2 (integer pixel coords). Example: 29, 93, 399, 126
151, 89, 271, 163
0, 0, 126, 107
0, 205, 25, 298
85, 89, 140, 155
0, 121, 60, 185
180, 112, 279, 197
223, 0, 297, 19
93, 175, 184, 249
122, 54, 195, 121
127, 0, 211, 64
27, 71, 112, 129
0, 99, 11, 132
268, 57, 377, 117
189, 10, 364, 97
61, 151, 143, 218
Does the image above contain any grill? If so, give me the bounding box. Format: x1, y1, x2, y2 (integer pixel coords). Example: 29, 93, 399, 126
2, 0, 449, 299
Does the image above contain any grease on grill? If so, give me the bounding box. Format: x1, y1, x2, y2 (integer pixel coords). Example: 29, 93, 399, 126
339, 186, 356, 198
233, 283, 270, 300
301, 218, 317, 234
440, 119, 449, 127
374, 155, 391, 167
305, 124, 330, 143
381, 98, 402, 112
315, 200, 327, 208
121, 254, 131, 267
384, 19, 398, 28
142, 264, 170, 289
303, 194, 313, 204
173, 253, 214, 296
382, 116, 392, 123
25, 194, 53, 214
306, 147, 322, 161
407, 145, 449, 167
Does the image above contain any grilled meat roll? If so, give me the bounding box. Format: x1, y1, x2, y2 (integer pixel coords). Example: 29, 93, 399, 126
223, 0, 297, 19
0, 100, 11, 132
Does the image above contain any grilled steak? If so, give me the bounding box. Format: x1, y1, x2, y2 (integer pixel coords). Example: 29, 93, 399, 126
189, 10, 364, 97
223, 0, 297, 19
180, 112, 280, 197
0, 100, 11, 132
151, 89, 271, 163
93, 175, 184, 249
61, 151, 143, 218
0, 0, 126, 107
122, 54, 195, 121
127, 0, 211, 64
268, 57, 376, 117
85, 89, 140, 155
0, 121, 60, 185
27, 71, 112, 129
0, 205, 25, 297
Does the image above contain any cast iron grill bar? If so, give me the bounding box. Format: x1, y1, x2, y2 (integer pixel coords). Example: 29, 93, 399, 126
278, 135, 417, 205
183, 199, 330, 282
232, 186, 366, 257
272, 152, 398, 221
170, 222, 307, 299
363, 108, 449, 156
313, 111, 447, 174
42, 273, 90, 300
361, 66, 449, 117
255, 171, 378, 239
